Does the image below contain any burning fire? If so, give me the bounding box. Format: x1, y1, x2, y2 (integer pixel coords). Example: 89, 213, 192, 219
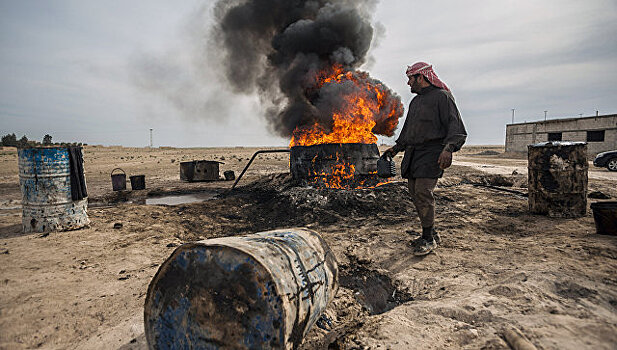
290, 66, 402, 147
289, 65, 403, 189
307, 152, 381, 189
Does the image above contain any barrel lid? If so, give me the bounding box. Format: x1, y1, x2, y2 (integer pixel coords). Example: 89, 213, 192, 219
529, 141, 587, 148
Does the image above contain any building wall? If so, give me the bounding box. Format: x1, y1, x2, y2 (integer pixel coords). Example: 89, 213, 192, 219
505, 114, 617, 156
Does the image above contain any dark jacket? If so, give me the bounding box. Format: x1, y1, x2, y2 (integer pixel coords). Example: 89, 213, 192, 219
392, 86, 467, 178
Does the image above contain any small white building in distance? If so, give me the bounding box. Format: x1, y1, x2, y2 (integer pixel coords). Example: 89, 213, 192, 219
505, 114, 617, 156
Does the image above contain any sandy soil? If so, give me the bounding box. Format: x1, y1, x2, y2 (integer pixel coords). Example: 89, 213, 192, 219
1, 145, 616, 349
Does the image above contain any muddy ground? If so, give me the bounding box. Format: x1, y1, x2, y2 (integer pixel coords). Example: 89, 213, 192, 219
0, 145, 616, 349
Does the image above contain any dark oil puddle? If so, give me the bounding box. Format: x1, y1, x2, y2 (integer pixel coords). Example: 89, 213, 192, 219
339, 264, 414, 315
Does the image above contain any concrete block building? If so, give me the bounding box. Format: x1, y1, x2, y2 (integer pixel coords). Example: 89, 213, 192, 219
505, 114, 617, 156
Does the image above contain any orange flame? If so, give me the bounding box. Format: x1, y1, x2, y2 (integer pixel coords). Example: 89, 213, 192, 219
290, 65, 402, 189
289, 66, 401, 147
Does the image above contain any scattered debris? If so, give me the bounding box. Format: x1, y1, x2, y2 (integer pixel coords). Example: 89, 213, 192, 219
589, 191, 610, 199
472, 184, 528, 197
474, 150, 501, 156
316, 314, 333, 331
503, 326, 538, 350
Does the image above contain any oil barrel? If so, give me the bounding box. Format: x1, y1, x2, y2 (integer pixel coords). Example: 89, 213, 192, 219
528, 141, 588, 217
18, 147, 90, 233
144, 228, 338, 350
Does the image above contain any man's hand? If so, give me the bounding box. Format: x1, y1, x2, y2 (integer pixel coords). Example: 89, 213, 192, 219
384, 147, 398, 158
438, 150, 452, 170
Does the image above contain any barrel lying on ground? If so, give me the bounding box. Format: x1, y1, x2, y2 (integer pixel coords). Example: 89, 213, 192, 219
144, 228, 338, 349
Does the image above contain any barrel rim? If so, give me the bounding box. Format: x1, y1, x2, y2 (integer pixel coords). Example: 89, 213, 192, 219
291, 142, 378, 151
17, 145, 82, 151
528, 141, 587, 148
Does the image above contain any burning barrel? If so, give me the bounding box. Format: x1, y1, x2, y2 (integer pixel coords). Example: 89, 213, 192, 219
290, 143, 380, 188
144, 228, 338, 349
528, 142, 588, 217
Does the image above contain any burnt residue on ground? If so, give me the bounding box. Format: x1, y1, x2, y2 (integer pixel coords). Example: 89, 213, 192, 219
157, 172, 539, 242
215, 173, 415, 232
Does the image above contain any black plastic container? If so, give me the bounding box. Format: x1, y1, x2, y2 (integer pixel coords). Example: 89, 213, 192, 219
130, 175, 146, 190
590, 201, 617, 235
377, 154, 396, 178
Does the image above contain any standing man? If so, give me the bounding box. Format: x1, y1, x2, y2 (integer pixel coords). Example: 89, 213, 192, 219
385, 62, 467, 256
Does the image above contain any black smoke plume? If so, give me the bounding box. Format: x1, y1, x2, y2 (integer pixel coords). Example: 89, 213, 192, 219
210, 0, 403, 138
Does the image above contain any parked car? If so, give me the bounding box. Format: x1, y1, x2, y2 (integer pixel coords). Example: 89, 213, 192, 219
593, 150, 617, 171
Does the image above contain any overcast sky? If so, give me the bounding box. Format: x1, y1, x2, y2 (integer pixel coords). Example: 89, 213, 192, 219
1, 0, 616, 147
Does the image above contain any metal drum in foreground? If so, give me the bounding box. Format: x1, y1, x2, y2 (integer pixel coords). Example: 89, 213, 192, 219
18, 147, 89, 233
528, 142, 588, 217
144, 228, 338, 350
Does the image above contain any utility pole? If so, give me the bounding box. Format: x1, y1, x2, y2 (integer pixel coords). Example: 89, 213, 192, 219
149, 128, 153, 148
511, 108, 515, 124
544, 110, 547, 121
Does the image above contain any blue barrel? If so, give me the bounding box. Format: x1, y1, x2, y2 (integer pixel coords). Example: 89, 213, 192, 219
18, 147, 90, 233
144, 228, 339, 349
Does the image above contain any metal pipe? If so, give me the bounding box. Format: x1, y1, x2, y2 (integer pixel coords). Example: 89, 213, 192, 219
144, 228, 339, 350
230, 149, 290, 190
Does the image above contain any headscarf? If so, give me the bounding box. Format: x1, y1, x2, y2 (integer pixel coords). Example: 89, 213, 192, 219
406, 62, 450, 91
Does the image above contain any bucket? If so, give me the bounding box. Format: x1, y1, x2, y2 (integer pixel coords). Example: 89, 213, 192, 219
590, 201, 617, 235
224, 170, 236, 181
144, 228, 338, 349
18, 147, 90, 233
130, 175, 146, 190
111, 168, 126, 191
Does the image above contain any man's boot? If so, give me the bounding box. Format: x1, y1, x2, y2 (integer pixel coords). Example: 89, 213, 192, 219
407, 227, 441, 247
413, 237, 436, 256
412, 226, 439, 256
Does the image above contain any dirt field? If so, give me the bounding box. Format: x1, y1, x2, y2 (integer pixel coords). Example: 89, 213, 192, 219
1, 145, 616, 349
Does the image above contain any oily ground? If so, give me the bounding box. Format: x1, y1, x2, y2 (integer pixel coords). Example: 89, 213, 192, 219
0, 145, 616, 349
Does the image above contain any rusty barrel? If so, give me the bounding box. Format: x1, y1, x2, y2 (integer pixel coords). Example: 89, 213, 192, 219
18, 147, 89, 233
290, 143, 380, 188
144, 228, 338, 349
180, 160, 222, 182
528, 142, 588, 217
290, 143, 379, 178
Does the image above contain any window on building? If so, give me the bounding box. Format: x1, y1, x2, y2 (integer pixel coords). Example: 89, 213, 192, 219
548, 132, 562, 141
587, 130, 605, 142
